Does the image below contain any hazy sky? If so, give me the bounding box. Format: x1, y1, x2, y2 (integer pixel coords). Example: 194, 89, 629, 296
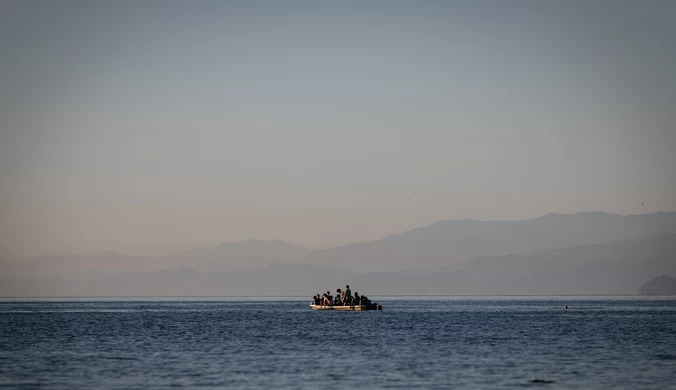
1, 0, 675, 257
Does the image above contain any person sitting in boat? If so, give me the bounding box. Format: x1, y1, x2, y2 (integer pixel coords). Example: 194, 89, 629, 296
324, 291, 334, 306
335, 289, 343, 305
352, 293, 360, 306
313, 295, 321, 306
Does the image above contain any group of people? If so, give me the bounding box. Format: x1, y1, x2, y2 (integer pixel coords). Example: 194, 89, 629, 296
312, 285, 372, 307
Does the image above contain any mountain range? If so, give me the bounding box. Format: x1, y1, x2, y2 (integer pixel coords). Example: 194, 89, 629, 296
1, 212, 674, 296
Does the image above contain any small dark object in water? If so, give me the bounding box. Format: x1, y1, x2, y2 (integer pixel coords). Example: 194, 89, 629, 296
378, 305, 382, 310
530, 379, 556, 384
564, 305, 568, 309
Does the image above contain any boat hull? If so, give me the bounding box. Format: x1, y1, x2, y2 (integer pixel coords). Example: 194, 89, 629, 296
310, 304, 376, 311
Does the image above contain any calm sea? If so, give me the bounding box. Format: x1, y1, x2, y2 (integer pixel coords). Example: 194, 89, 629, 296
1, 297, 675, 389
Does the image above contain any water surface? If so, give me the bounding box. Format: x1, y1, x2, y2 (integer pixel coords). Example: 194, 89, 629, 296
1, 298, 675, 389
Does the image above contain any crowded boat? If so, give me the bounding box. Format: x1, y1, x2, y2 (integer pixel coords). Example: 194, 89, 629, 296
310, 285, 382, 310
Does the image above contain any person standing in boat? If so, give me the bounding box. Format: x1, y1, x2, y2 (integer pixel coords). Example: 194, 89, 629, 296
344, 285, 352, 305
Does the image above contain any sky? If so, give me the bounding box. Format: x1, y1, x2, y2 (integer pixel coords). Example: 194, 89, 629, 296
1, 0, 675, 258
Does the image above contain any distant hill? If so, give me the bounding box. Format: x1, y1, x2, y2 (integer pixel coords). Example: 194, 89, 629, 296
5, 212, 674, 276
2, 234, 674, 297
433, 234, 676, 295
2, 212, 675, 296
639, 275, 676, 295
305, 212, 676, 271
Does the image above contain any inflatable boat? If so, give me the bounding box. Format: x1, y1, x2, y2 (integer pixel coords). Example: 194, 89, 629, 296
310, 304, 381, 311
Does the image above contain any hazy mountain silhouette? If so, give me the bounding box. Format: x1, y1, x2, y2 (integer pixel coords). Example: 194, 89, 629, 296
435, 234, 676, 295
2, 234, 674, 297
639, 274, 676, 295
1, 212, 675, 296
305, 212, 676, 271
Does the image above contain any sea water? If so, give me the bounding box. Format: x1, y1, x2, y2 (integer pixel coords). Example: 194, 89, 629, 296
1, 297, 675, 389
